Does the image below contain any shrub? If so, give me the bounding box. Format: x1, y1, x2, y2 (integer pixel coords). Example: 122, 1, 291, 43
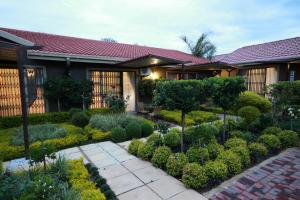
89, 113, 143, 131
207, 140, 224, 160
11, 124, 67, 145
69, 108, 82, 117
71, 112, 89, 128
277, 130, 299, 148
204, 160, 228, 184
146, 133, 162, 147
84, 108, 111, 117
258, 134, 281, 152
159, 110, 194, 126
141, 122, 154, 137
230, 130, 256, 142
111, 127, 127, 142
230, 146, 251, 168
238, 106, 261, 127
166, 153, 188, 177
186, 146, 209, 164
184, 124, 218, 145
188, 110, 220, 123
236, 91, 272, 113
217, 150, 242, 176
182, 163, 208, 189
163, 129, 180, 147
224, 138, 247, 149
84, 125, 111, 141
261, 126, 282, 135
0, 112, 70, 129
248, 142, 268, 162
126, 121, 142, 139
0, 160, 3, 174
137, 143, 155, 160
128, 139, 144, 156
151, 146, 172, 169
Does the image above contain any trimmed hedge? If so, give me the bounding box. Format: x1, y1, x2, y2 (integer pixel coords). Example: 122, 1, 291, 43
71, 112, 89, 128
225, 138, 247, 149
68, 159, 106, 200
0, 112, 70, 129
166, 153, 188, 177
257, 134, 281, 152
141, 122, 154, 137
277, 130, 299, 148
111, 127, 127, 143
207, 140, 224, 160
182, 163, 208, 189
84, 125, 111, 141
217, 150, 242, 176
261, 126, 282, 135
163, 129, 180, 147
137, 143, 155, 160
151, 146, 172, 169
236, 91, 272, 113
204, 160, 228, 185
128, 139, 143, 156
126, 121, 142, 139
248, 142, 268, 163
186, 146, 209, 164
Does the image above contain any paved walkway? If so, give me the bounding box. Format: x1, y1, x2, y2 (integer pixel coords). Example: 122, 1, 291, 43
4, 141, 206, 200
205, 148, 300, 200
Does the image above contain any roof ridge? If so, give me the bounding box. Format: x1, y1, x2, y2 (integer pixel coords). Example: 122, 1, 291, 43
235, 36, 300, 51
0, 27, 188, 53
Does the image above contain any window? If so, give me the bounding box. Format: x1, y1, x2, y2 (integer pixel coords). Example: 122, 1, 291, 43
0, 67, 45, 117
238, 68, 266, 95
89, 71, 122, 109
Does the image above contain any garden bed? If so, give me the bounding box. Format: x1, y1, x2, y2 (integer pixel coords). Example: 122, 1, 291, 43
126, 124, 299, 194
0, 157, 107, 200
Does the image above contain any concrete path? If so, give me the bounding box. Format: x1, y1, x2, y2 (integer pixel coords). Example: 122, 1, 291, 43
205, 148, 300, 200
4, 141, 206, 200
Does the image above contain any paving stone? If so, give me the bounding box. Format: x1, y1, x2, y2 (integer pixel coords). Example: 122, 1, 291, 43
98, 164, 130, 179
148, 176, 186, 199
118, 185, 162, 200
80, 143, 100, 151
109, 148, 128, 157
122, 158, 151, 171
61, 147, 80, 154
93, 157, 118, 168
98, 141, 120, 151
113, 152, 136, 162
168, 189, 207, 200
107, 173, 144, 195
7, 158, 30, 171
83, 148, 104, 157
133, 165, 167, 184
88, 152, 113, 162
118, 140, 131, 150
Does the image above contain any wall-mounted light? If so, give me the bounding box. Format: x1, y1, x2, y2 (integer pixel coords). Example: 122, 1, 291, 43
27, 69, 35, 78
149, 71, 159, 80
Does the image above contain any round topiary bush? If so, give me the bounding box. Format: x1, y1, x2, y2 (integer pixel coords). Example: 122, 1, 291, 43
248, 142, 268, 163
207, 140, 224, 160
217, 150, 242, 176
238, 106, 261, 126
225, 137, 247, 149
147, 133, 162, 146
186, 146, 209, 164
204, 160, 228, 185
151, 146, 172, 169
184, 124, 218, 145
111, 127, 127, 142
141, 122, 154, 137
230, 130, 256, 142
137, 143, 155, 160
257, 134, 281, 152
230, 146, 251, 168
166, 153, 188, 177
71, 112, 89, 128
126, 121, 142, 139
277, 130, 299, 148
128, 139, 144, 156
182, 163, 208, 189
261, 126, 282, 135
163, 129, 180, 148
236, 91, 272, 113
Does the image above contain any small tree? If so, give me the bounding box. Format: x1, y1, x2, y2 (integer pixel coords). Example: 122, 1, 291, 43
154, 80, 209, 152
209, 77, 246, 142
43, 77, 64, 111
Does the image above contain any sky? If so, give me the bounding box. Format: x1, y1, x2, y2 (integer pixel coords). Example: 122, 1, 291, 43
1, 0, 300, 54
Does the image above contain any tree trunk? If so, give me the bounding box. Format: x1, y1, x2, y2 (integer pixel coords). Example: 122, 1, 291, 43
43, 157, 46, 172
57, 98, 61, 112
181, 111, 185, 152
222, 112, 227, 143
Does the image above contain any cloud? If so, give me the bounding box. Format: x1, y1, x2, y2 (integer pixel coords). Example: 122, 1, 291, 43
0, 0, 299, 54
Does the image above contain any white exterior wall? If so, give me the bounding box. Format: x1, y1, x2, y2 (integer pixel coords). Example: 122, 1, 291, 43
123, 72, 136, 112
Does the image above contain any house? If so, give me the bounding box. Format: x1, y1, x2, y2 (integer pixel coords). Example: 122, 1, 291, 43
0, 27, 211, 117
1, 27, 299, 117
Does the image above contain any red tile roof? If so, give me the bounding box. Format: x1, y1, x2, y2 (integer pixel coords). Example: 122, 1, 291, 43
214, 37, 300, 65
0, 28, 209, 65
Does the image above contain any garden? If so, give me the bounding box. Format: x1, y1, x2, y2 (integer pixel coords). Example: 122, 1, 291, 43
127, 78, 300, 192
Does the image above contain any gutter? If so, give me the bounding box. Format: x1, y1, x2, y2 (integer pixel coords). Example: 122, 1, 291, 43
27, 50, 129, 64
